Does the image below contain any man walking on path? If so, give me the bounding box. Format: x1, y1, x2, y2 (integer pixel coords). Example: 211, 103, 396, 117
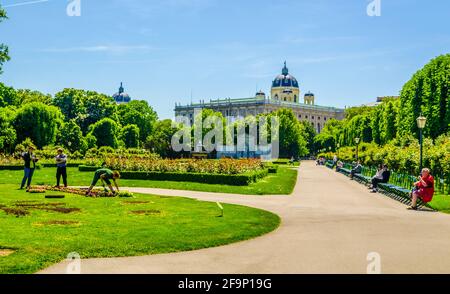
20, 145, 38, 191
55, 148, 68, 188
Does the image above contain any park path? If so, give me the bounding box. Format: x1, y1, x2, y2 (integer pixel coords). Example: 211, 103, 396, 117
40, 161, 450, 274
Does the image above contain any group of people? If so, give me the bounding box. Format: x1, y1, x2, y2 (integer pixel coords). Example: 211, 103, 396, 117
333, 157, 435, 210
19, 145, 121, 196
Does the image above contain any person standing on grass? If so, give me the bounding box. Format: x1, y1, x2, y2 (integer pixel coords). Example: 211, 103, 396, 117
86, 168, 120, 196
20, 145, 39, 191
408, 168, 435, 210
55, 148, 68, 188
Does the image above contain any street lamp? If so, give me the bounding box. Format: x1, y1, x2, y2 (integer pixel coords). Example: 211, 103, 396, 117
417, 114, 427, 172
354, 138, 360, 161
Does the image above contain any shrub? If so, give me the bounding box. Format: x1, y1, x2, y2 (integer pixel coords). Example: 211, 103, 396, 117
119, 169, 268, 186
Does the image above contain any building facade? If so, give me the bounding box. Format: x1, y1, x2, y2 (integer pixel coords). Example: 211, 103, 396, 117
175, 63, 345, 133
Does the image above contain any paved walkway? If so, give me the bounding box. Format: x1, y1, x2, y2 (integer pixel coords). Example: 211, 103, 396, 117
40, 161, 450, 274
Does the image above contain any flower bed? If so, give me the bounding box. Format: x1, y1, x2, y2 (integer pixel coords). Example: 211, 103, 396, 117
83, 157, 265, 175
30, 186, 134, 198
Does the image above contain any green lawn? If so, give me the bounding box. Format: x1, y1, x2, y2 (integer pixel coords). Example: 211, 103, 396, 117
0, 166, 298, 195
428, 194, 450, 213
0, 185, 280, 274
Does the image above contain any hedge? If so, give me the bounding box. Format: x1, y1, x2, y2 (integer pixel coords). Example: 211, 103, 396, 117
42, 163, 82, 168
79, 165, 101, 172
78, 165, 268, 186
0, 165, 41, 170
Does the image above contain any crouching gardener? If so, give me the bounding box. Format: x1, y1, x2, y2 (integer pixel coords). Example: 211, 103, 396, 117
55, 148, 68, 188
86, 168, 120, 196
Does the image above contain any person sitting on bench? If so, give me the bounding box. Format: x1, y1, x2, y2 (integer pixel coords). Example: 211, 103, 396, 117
408, 168, 435, 211
370, 164, 390, 193
350, 161, 362, 179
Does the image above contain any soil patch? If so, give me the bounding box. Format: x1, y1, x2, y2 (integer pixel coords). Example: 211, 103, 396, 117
38, 220, 80, 226
131, 210, 161, 215
0, 249, 15, 257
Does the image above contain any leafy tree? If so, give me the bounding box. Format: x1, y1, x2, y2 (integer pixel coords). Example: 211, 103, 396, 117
0, 6, 9, 75
0, 82, 16, 107
398, 54, 450, 139
53, 89, 117, 134
299, 120, 317, 155
121, 124, 140, 148
57, 119, 87, 153
145, 119, 181, 158
13, 102, 63, 148
88, 118, 119, 148
15, 89, 52, 105
0, 107, 16, 153
117, 100, 158, 142
268, 109, 308, 158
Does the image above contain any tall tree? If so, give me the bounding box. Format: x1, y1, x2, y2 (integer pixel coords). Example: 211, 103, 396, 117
0, 6, 9, 74
88, 118, 119, 148
0, 83, 16, 107
13, 102, 63, 148
145, 119, 181, 158
57, 119, 87, 153
117, 100, 158, 142
121, 124, 140, 148
53, 89, 117, 134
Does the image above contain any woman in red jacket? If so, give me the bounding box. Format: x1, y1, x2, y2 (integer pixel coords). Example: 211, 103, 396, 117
408, 168, 435, 210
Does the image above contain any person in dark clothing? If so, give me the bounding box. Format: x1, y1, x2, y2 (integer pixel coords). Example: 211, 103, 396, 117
55, 148, 68, 188
86, 168, 121, 196
350, 161, 362, 179
370, 165, 390, 193
20, 146, 39, 190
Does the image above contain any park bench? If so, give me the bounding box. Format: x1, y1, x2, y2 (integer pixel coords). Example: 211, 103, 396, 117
339, 168, 352, 176
353, 173, 372, 185
377, 183, 427, 209
325, 160, 334, 169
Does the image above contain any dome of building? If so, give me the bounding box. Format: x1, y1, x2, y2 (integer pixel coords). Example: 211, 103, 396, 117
113, 82, 131, 104
272, 62, 299, 88
255, 90, 266, 98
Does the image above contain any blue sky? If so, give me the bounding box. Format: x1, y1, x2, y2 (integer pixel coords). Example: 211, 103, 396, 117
0, 0, 449, 119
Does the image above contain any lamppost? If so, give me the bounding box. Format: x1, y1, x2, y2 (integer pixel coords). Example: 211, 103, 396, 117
354, 138, 360, 161
417, 114, 427, 172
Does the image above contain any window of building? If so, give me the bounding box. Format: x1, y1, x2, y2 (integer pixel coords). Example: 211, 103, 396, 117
305, 115, 308, 119
294, 95, 297, 103
318, 117, 321, 120
299, 114, 302, 118
317, 123, 321, 133
324, 117, 327, 121
312, 116, 315, 119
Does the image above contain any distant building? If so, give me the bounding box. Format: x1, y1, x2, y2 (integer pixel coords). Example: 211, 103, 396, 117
113, 82, 131, 104
175, 62, 345, 134
362, 96, 400, 107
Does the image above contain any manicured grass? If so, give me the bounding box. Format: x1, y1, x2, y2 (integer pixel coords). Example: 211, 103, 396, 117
428, 194, 450, 213
0, 185, 280, 274
0, 166, 298, 195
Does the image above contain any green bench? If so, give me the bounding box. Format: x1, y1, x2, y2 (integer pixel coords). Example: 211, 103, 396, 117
378, 183, 427, 208
339, 168, 352, 176
354, 173, 372, 185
